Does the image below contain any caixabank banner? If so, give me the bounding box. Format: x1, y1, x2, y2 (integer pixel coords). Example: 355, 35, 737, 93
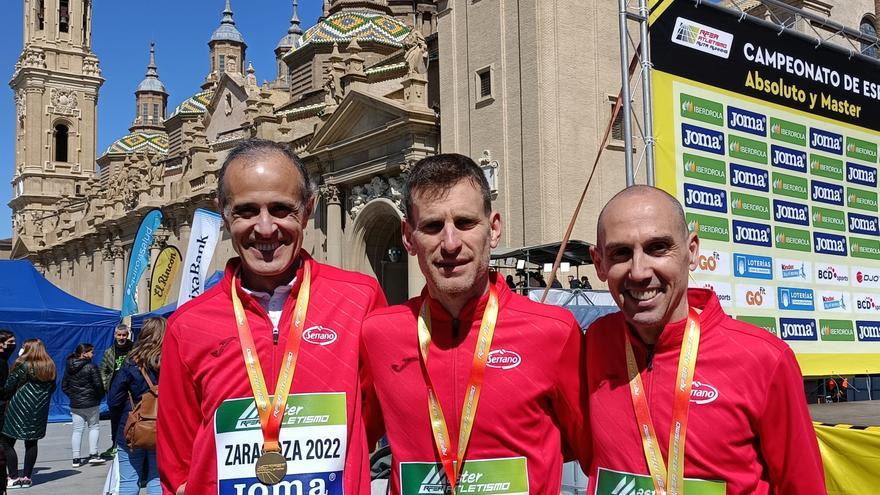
649, 0, 880, 376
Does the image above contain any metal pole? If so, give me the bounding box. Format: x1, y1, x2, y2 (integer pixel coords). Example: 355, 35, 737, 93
638, 0, 656, 185
618, 0, 634, 186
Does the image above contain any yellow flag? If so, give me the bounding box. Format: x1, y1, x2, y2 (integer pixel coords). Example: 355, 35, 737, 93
815, 423, 880, 494
150, 246, 182, 311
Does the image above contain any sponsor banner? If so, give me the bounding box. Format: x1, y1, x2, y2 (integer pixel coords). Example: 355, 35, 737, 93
814, 262, 850, 286
811, 180, 845, 206
813, 232, 847, 257
847, 186, 879, 212
846, 162, 878, 187
684, 183, 727, 213
775, 259, 811, 283
810, 128, 844, 155
809, 154, 844, 181
779, 317, 818, 341
846, 136, 878, 163
150, 246, 182, 311
774, 225, 811, 252
687, 212, 730, 242
681, 93, 724, 126
772, 172, 809, 200
773, 199, 809, 226
729, 162, 768, 192
693, 280, 733, 307
848, 212, 880, 236
595, 467, 725, 495
856, 321, 880, 342
121, 209, 163, 317
811, 206, 846, 232
400, 458, 529, 495
176, 208, 223, 308
682, 123, 725, 155
850, 236, 880, 261
671, 16, 734, 59
769, 117, 806, 146
736, 315, 778, 336
853, 267, 880, 288
771, 144, 807, 174
819, 319, 856, 342
733, 253, 773, 280
684, 153, 727, 184
818, 290, 850, 313
727, 105, 766, 136
736, 283, 775, 310
732, 219, 771, 247
778, 287, 815, 311
692, 249, 731, 276
731, 191, 770, 220
728, 134, 768, 164
853, 293, 880, 315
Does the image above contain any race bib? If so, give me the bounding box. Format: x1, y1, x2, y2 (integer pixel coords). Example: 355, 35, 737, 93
214, 392, 347, 495
399, 457, 528, 495
595, 467, 726, 495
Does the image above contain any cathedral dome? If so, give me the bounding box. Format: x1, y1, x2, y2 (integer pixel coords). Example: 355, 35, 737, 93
210, 0, 246, 45
170, 89, 214, 117
105, 132, 169, 155
293, 10, 410, 52
136, 43, 167, 94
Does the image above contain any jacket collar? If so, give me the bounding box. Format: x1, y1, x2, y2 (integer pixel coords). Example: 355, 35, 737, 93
220, 251, 314, 315
421, 272, 512, 326
631, 288, 724, 353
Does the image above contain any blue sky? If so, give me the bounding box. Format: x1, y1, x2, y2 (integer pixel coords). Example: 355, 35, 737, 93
0, 0, 325, 239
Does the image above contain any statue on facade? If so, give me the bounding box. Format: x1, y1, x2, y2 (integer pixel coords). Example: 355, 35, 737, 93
323, 65, 342, 105
404, 29, 428, 76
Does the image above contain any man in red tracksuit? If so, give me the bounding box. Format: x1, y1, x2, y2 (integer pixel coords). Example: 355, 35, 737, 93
158, 139, 386, 495
584, 186, 825, 495
361, 153, 586, 494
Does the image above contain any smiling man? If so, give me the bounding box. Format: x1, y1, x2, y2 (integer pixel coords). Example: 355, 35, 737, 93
360, 153, 585, 494
584, 185, 824, 495
158, 139, 386, 495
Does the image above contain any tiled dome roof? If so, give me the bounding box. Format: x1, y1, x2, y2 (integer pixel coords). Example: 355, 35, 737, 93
293, 11, 410, 52
105, 132, 169, 155
170, 89, 214, 117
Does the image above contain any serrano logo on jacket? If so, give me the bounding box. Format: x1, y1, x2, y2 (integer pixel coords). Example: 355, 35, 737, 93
302, 326, 338, 346
690, 381, 719, 404
486, 349, 522, 370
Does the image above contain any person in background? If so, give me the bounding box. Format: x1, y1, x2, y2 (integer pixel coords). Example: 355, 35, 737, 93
2, 339, 56, 489
99, 324, 133, 459
0, 330, 16, 495
108, 317, 165, 495
568, 275, 582, 289
505, 274, 516, 289
579, 275, 592, 290
61, 343, 105, 467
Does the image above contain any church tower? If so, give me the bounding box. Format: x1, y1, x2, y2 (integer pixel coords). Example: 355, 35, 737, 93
274, 0, 303, 90
130, 43, 167, 132
203, 0, 247, 89
9, 0, 103, 247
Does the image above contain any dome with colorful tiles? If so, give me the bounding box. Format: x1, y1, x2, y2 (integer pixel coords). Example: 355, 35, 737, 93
105, 132, 169, 155
170, 89, 214, 118
292, 11, 411, 51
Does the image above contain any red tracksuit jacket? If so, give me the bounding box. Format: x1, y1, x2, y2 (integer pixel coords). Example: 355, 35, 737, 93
584, 288, 826, 495
361, 274, 587, 495
157, 254, 386, 495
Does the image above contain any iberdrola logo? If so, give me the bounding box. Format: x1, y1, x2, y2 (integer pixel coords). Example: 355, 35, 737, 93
773, 178, 784, 190
731, 198, 743, 209
852, 242, 860, 253
682, 100, 695, 113
821, 324, 831, 336
848, 193, 858, 204
847, 142, 857, 153
771, 122, 782, 135
813, 211, 823, 223
730, 140, 741, 153
776, 232, 787, 244
684, 159, 697, 173
811, 159, 821, 171
687, 219, 699, 233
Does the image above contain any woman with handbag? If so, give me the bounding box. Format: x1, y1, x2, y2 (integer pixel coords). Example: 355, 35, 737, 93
61, 343, 105, 467
108, 317, 165, 495
2, 338, 56, 489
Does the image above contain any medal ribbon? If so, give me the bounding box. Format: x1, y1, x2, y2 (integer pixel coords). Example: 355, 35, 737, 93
624, 308, 700, 495
417, 284, 499, 490
231, 261, 311, 453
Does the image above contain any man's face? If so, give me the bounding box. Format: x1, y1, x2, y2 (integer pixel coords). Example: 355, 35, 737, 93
590, 192, 699, 335
403, 179, 501, 303
115, 329, 129, 345
220, 152, 312, 291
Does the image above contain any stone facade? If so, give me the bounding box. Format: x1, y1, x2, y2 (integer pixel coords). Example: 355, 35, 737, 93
9, 0, 877, 308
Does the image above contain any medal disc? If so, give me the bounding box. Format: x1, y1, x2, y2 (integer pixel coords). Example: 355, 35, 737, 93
255, 451, 287, 485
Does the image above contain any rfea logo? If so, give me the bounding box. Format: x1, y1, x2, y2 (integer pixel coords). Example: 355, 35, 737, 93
671, 17, 733, 58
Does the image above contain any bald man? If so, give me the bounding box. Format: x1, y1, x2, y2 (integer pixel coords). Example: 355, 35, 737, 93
582, 186, 825, 495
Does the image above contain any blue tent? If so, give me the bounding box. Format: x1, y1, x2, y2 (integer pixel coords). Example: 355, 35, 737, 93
0, 260, 120, 422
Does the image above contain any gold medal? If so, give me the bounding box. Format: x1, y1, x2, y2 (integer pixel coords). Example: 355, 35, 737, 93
254, 450, 288, 485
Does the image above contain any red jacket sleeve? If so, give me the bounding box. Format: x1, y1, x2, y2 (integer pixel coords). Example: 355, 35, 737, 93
552, 320, 588, 464
756, 347, 826, 495
157, 320, 201, 495
360, 285, 388, 448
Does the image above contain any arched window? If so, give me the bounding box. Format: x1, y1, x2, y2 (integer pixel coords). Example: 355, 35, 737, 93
59, 0, 70, 33
861, 16, 877, 58
54, 124, 69, 162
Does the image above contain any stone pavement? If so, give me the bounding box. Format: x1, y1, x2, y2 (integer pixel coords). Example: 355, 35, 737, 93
7, 419, 115, 495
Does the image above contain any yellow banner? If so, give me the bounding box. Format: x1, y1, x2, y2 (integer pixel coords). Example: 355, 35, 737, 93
815, 424, 880, 494
150, 246, 182, 311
